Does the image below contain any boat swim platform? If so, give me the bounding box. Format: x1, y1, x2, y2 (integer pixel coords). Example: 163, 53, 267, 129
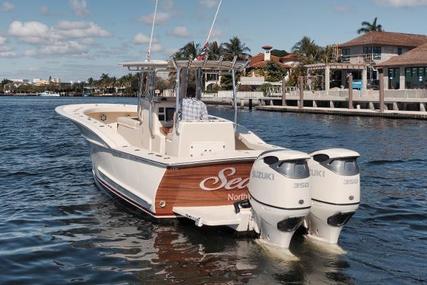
255, 105, 427, 120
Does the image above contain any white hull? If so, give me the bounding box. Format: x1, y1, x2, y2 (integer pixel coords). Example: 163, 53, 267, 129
56, 103, 272, 219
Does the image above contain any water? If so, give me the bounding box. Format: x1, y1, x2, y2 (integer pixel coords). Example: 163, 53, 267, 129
0, 96, 426, 284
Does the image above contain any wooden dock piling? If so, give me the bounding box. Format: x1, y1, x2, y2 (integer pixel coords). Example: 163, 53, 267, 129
298, 76, 304, 109
379, 71, 385, 112
348, 74, 353, 109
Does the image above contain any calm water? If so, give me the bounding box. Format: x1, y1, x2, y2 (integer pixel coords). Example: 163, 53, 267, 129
1, 96, 426, 285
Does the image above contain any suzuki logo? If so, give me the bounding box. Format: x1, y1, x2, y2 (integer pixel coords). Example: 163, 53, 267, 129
199, 167, 249, 191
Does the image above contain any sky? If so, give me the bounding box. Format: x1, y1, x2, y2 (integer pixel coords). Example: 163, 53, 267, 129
0, 0, 427, 82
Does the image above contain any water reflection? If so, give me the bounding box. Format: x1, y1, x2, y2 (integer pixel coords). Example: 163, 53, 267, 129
1, 97, 426, 284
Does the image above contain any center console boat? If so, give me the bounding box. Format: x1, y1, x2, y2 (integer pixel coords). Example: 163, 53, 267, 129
56, 58, 361, 250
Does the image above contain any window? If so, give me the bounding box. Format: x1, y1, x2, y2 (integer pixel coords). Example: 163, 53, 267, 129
373, 47, 381, 60
397, 47, 403, 55
341, 48, 350, 62
388, 68, 400, 90
363, 46, 381, 60
405, 67, 427, 89
363, 46, 372, 54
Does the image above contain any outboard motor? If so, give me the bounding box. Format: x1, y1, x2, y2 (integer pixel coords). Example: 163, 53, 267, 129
306, 148, 360, 244
249, 150, 311, 249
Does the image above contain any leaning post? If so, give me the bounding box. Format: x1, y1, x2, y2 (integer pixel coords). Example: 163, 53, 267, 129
348, 73, 353, 109
379, 70, 385, 112
298, 76, 304, 109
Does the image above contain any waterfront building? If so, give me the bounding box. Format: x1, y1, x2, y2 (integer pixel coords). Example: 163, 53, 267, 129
238, 46, 300, 94
376, 43, 427, 90
340, 31, 427, 90
248, 45, 299, 74
307, 31, 427, 92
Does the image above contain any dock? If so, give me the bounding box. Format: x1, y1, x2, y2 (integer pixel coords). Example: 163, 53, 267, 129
256, 105, 427, 120
202, 87, 427, 120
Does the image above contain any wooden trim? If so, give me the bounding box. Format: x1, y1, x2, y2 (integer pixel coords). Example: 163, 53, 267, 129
154, 161, 253, 215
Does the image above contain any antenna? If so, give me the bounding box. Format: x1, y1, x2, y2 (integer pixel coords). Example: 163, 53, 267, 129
146, 0, 159, 62
204, 0, 223, 46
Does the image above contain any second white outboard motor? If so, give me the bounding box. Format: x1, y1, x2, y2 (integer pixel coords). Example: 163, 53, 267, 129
249, 149, 311, 249
306, 148, 360, 244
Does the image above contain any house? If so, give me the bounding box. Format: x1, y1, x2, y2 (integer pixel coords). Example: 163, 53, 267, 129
307, 31, 427, 93
248, 45, 299, 72
339, 31, 427, 88
376, 43, 427, 90
237, 46, 300, 93
339, 31, 427, 64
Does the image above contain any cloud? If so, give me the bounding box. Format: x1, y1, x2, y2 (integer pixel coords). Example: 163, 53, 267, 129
132, 33, 162, 54
169, 26, 190, 38
1, 1, 14, 12
200, 0, 219, 8
0, 37, 16, 57
375, 0, 427, 6
56, 21, 111, 38
69, 0, 88, 16
150, 43, 163, 52
8, 20, 110, 57
0, 51, 16, 57
8, 21, 51, 43
9, 20, 110, 43
139, 12, 170, 25
133, 33, 161, 52
133, 33, 155, 44
25, 41, 86, 56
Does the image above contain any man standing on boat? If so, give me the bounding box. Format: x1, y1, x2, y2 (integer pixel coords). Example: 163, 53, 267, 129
181, 94, 209, 120
181, 45, 209, 121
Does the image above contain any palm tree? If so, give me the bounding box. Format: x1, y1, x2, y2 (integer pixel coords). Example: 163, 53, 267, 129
173, 41, 200, 60
208, 41, 223, 60
292, 36, 321, 64
357, 17, 383, 34
319, 45, 338, 64
221, 36, 250, 60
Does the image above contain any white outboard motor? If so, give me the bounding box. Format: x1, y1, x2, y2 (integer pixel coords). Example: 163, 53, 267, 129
249, 149, 311, 249
306, 148, 360, 244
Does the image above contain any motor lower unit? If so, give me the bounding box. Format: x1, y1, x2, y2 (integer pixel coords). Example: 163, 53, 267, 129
305, 148, 360, 244
249, 150, 312, 249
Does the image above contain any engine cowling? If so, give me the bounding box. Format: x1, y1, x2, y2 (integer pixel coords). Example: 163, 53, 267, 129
249, 149, 311, 249
306, 148, 360, 244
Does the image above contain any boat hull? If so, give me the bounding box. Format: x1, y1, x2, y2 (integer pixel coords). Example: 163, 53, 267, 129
89, 142, 253, 219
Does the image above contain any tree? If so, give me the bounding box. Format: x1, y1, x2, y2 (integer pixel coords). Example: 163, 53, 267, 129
173, 41, 200, 60
357, 17, 383, 34
264, 62, 287, 82
221, 36, 250, 60
271, 49, 289, 57
292, 36, 322, 64
319, 45, 338, 64
207, 41, 223, 60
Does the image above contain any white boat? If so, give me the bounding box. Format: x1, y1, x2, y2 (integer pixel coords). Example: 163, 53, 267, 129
55, 0, 361, 251
56, 58, 361, 250
39, 91, 60, 97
